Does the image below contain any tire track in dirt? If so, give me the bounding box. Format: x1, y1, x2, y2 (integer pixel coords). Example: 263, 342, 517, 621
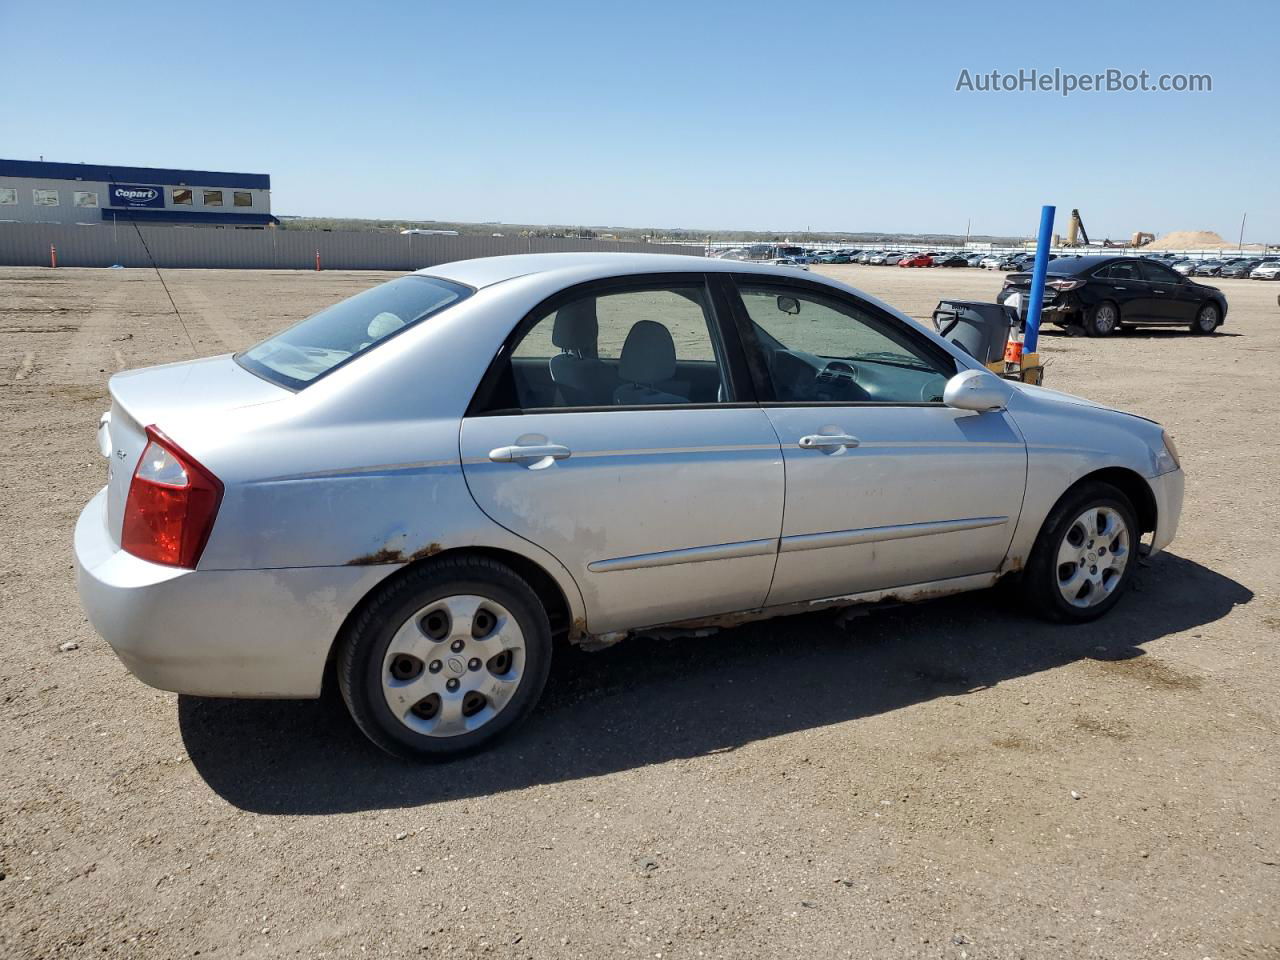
58, 271, 191, 388
167, 278, 254, 354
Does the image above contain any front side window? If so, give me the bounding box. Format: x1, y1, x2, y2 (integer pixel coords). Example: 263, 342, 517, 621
233, 191, 252, 207
735, 281, 954, 405
483, 282, 731, 411
1138, 261, 1180, 283
172, 188, 193, 205
32, 189, 58, 206
237, 275, 471, 389
203, 189, 223, 206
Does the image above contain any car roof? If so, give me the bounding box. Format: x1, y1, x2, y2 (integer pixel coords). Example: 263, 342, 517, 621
418, 252, 832, 289
1042, 255, 1135, 275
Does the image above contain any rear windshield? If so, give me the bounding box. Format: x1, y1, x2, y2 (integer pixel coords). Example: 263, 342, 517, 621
236, 275, 471, 389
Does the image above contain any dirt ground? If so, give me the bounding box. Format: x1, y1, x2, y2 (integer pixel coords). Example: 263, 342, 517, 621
1, 261, 1277, 959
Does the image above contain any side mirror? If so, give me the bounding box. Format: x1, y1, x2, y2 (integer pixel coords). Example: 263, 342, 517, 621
777, 296, 801, 315
943, 369, 1011, 412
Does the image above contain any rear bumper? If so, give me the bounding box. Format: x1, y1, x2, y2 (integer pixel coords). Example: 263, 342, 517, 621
1147, 468, 1184, 556
74, 487, 392, 699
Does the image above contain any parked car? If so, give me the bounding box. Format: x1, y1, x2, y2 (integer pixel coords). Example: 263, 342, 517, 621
1250, 261, 1280, 280
1194, 260, 1225, 277
868, 251, 900, 265
980, 254, 1004, 270
997, 255, 1228, 336
763, 257, 810, 270
74, 252, 1186, 758
899, 254, 934, 267
856, 251, 877, 264
965, 254, 987, 267
819, 252, 852, 264
933, 254, 970, 268
1218, 258, 1262, 278
1171, 260, 1198, 276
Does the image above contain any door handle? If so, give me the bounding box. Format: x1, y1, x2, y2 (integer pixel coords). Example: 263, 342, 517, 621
1113, 286, 1126, 291
488, 443, 572, 463
798, 434, 860, 450
1153, 289, 1166, 294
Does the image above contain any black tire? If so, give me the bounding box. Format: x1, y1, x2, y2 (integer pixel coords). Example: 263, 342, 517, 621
337, 556, 552, 760
1022, 481, 1139, 623
1191, 302, 1221, 335
1084, 300, 1120, 337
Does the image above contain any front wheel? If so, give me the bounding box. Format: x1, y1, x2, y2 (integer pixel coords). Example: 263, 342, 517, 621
1191, 302, 1220, 335
1084, 301, 1120, 336
337, 556, 553, 759
1022, 481, 1138, 623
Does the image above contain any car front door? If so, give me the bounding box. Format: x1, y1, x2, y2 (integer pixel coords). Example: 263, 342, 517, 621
725, 275, 1027, 607
460, 275, 785, 634
1137, 260, 1189, 321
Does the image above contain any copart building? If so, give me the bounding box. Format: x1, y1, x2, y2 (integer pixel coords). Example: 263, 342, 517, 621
0, 158, 277, 228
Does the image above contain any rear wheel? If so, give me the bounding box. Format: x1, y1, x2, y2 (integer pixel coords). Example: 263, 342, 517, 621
1023, 481, 1138, 623
1084, 301, 1120, 337
1191, 302, 1220, 335
337, 556, 552, 759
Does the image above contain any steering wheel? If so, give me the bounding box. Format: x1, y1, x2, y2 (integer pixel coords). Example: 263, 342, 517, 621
813, 360, 865, 401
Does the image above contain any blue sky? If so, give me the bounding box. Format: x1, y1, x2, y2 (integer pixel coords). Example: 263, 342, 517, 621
3, 0, 1276, 239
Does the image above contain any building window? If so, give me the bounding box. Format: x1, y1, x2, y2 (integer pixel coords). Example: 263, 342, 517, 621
203, 189, 223, 206
233, 190, 252, 207
0, 187, 16, 205
74, 191, 99, 208
33, 189, 59, 206
172, 188, 193, 205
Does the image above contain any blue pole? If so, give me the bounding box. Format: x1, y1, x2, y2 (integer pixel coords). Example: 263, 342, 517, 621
1023, 205, 1056, 355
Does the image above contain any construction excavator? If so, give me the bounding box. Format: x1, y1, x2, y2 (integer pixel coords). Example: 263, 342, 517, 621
1062, 209, 1155, 249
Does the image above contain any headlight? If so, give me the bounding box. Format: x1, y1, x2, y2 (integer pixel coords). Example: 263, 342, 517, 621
1154, 429, 1181, 475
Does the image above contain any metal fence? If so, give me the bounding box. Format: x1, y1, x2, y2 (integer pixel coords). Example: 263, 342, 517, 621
0, 223, 703, 270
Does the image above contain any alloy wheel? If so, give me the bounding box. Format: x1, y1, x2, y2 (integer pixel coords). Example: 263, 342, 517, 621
1094, 304, 1118, 334
1054, 506, 1130, 608
381, 594, 525, 737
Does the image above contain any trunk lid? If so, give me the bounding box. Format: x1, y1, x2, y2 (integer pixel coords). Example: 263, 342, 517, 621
101, 355, 287, 545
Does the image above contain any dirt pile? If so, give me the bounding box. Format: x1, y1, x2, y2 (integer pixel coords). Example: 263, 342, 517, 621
1154, 230, 1228, 249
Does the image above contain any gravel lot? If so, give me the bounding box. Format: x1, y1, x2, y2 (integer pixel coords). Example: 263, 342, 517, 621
1, 262, 1276, 959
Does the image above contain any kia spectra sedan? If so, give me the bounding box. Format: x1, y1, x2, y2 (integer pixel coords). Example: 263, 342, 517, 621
74, 253, 1184, 759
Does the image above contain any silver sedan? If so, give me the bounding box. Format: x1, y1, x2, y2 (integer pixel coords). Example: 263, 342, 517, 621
74, 253, 1184, 758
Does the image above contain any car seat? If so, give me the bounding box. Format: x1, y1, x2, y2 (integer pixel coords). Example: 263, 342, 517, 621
614, 321, 687, 405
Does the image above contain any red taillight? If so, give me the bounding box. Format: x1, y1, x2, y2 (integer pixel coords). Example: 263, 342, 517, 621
121, 426, 223, 568
1047, 278, 1084, 292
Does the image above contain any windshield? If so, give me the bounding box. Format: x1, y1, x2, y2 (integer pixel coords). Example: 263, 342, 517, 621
236, 275, 471, 389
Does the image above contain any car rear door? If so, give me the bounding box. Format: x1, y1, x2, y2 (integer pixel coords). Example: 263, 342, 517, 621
725, 275, 1027, 607
1096, 261, 1151, 321
459, 275, 784, 634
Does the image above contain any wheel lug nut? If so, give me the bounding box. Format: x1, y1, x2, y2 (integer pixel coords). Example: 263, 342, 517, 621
468, 658, 481, 671
1090, 565, 1097, 574
446, 678, 459, 692
428, 660, 442, 673
450, 639, 465, 653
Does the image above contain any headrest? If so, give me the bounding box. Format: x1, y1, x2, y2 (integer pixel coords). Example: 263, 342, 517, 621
551, 299, 598, 351
618, 320, 676, 385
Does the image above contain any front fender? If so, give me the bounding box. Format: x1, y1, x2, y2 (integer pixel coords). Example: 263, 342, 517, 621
1001, 388, 1167, 570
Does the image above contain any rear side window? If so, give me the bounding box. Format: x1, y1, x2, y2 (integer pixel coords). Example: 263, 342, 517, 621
1100, 262, 1140, 281
237, 275, 471, 389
